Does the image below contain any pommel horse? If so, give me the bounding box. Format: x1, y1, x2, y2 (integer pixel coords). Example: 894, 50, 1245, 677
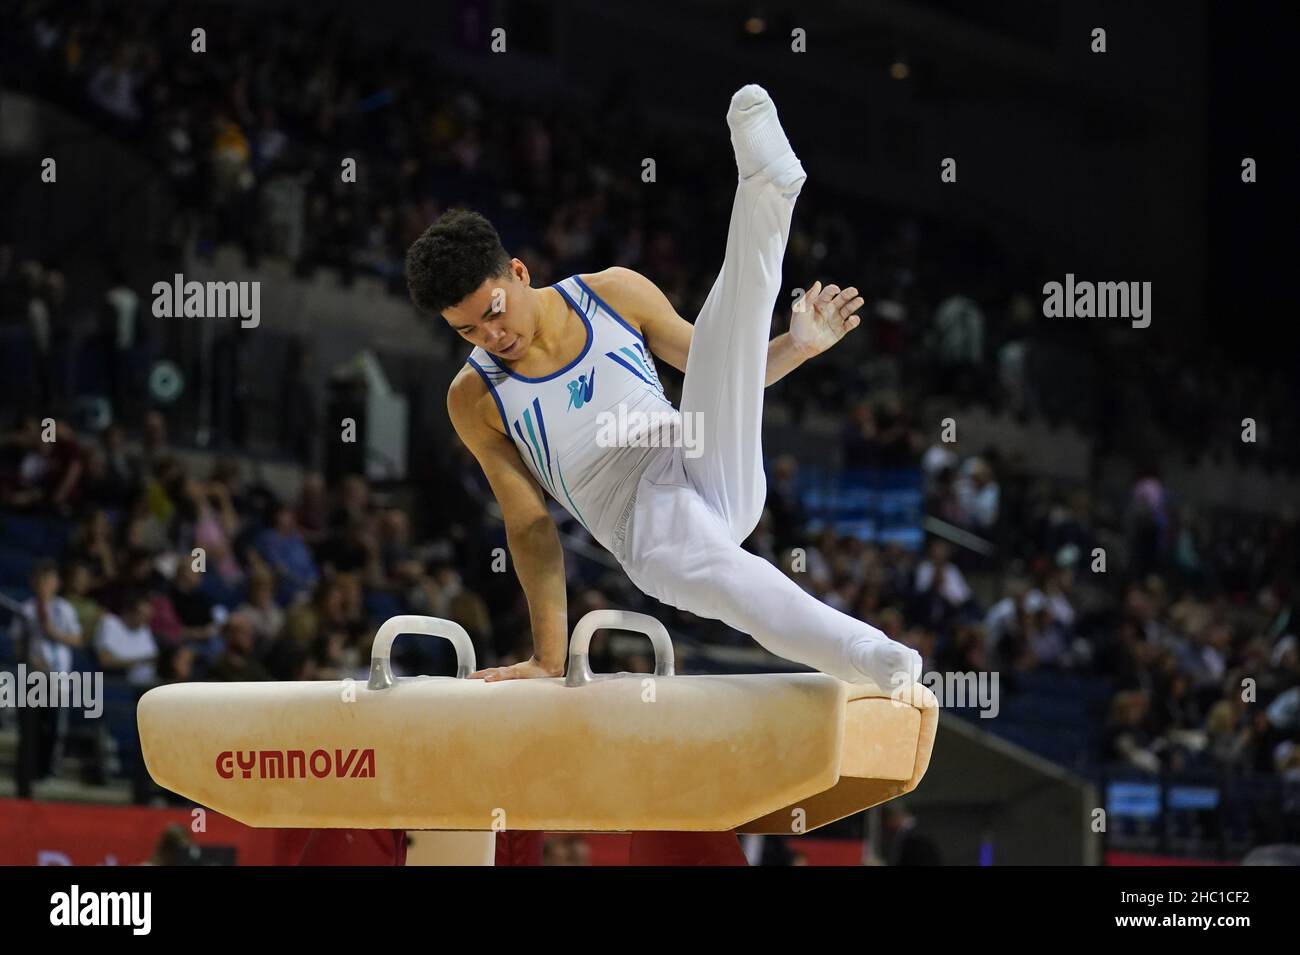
137, 611, 938, 864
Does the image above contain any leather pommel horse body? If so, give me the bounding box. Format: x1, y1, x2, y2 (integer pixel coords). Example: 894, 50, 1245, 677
138, 611, 937, 840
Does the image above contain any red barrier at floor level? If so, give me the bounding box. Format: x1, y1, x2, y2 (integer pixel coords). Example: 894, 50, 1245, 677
0, 798, 295, 865
1105, 850, 1238, 866
629, 831, 748, 865
579, 834, 864, 865
294, 830, 743, 866
496, 830, 544, 865
581, 833, 633, 866
2, 799, 861, 867
297, 829, 408, 866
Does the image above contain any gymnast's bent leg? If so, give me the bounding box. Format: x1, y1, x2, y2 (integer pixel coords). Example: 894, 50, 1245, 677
626, 478, 921, 688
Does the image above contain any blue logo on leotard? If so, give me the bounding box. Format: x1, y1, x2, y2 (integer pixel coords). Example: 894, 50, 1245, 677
566, 367, 596, 410
605, 343, 662, 393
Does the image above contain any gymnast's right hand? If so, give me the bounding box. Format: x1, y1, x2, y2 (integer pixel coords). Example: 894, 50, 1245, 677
471, 655, 565, 682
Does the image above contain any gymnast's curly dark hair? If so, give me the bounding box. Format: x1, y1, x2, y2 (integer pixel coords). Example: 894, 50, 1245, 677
405, 208, 512, 315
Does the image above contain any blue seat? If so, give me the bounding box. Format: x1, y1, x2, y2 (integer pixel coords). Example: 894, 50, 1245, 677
198, 570, 246, 610
70, 646, 100, 672
1008, 693, 1088, 725
0, 514, 68, 558
798, 467, 924, 547
0, 549, 35, 588
990, 717, 1090, 768
100, 679, 145, 781
363, 589, 406, 624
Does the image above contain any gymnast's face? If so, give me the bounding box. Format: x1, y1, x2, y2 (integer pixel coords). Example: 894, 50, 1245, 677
443, 259, 537, 360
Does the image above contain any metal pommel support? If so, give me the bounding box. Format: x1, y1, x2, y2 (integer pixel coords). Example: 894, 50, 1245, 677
565, 610, 675, 687
368, 615, 478, 689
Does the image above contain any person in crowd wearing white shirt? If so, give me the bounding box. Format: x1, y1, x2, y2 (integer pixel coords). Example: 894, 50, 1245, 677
921, 439, 960, 483
10, 560, 83, 786
1023, 589, 1073, 669
913, 538, 973, 625
94, 589, 159, 686
984, 579, 1028, 659
955, 457, 999, 532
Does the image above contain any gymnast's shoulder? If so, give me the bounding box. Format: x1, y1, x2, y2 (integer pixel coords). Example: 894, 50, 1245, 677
578, 266, 671, 333
446, 364, 502, 437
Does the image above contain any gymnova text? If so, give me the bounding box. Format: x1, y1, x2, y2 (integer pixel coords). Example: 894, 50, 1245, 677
595, 407, 702, 457
890, 669, 1000, 719
0, 665, 103, 718
151, 273, 261, 328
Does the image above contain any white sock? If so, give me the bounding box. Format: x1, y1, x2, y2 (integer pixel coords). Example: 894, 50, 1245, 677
850, 637, 923, 691
726, 84, 806, 190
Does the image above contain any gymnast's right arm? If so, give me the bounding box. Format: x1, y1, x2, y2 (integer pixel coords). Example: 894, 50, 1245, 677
446, 368, 569, 681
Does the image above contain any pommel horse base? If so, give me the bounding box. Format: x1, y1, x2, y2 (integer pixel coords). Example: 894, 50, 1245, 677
138, 611, 937, 863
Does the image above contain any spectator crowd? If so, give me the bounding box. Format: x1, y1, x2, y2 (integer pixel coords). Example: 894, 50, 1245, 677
3, 0, 1296, 472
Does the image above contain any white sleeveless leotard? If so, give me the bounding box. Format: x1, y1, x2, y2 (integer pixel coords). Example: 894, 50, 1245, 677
466, 275, 678, 557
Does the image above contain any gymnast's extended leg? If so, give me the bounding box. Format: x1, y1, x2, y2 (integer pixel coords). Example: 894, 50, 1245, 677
628, 85, 922, 688
677, 84, 806, 542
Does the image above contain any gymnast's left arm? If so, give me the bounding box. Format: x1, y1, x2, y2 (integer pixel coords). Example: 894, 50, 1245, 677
760, 281, 863, 384
786, 281, 864, 361
600, 267, 862, 387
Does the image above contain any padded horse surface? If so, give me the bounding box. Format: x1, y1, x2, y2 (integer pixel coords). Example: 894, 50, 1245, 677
138, 612, 937, 833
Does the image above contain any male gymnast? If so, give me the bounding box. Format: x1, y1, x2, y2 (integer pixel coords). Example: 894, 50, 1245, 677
405, 84, 922, 689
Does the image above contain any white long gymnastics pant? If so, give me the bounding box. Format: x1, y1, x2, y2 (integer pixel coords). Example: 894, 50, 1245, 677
620, 172, 894, 683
